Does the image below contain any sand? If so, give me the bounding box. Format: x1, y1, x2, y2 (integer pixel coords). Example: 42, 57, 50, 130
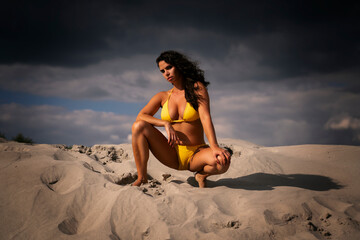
0, 138, 359, 239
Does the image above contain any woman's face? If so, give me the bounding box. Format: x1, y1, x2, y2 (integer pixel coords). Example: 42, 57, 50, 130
158, 60, 182, 84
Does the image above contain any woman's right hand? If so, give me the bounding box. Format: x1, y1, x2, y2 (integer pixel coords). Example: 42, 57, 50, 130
164, 122, 181, 147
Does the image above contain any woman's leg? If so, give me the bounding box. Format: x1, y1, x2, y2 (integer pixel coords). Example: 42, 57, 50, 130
131, 120, 179, 186
189, 148, 230, 188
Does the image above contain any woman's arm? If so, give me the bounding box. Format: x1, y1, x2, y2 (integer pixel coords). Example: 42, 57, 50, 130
136, 91, 180, 146
196, 83, 231, 164
136, 92, 168, 127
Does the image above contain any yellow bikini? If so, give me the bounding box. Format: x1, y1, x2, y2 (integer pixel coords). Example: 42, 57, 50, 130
161, 89, 207, 170
161, 89, 199, 123
175, 144, 207, 170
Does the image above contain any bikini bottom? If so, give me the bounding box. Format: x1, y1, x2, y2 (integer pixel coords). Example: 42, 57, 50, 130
175, 144, 209, 170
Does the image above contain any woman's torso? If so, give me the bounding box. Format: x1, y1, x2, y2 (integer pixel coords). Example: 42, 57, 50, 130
161, 89, 205, 146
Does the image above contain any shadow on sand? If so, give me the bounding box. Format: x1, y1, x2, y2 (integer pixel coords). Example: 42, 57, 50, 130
187, 173, 344, 191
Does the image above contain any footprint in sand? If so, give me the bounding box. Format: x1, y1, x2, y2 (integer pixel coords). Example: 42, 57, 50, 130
116, 172, 138, 185
40, 165, 84, 194
213, 220, 241, 229
58, 186, 104, 236
139, 179, 164, 197
263, 210, 298, 226
162, 173, 172, 181
301, 202, 313, 220
58, 217, 78, 235
300, 202, 334, 238
264, 210, 287, 226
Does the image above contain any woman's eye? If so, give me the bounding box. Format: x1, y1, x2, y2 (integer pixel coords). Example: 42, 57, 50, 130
160, 70, 164, 73
166, 66, 173, 70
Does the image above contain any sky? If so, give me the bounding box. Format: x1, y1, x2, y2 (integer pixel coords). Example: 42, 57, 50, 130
1, 0, 360, 146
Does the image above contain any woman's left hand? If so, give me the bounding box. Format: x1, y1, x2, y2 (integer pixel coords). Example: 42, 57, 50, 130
212, 146, 231, 166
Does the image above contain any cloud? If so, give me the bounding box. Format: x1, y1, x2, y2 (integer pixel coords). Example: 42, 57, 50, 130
0, 103, 135, 145
210, 83, 360, 146
1, 79, 360, 146
2, 0, 358, 75
325, 114, 360, 142
325, 115, 360, 130
211, 90, 311, 146
0, 55, 168, 102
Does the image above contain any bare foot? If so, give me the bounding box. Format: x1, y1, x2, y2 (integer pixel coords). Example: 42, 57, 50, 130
195, 172, 208, 188
132, 178, 148, 187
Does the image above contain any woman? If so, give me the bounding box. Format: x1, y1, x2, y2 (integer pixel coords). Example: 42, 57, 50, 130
132, 50, 231, 188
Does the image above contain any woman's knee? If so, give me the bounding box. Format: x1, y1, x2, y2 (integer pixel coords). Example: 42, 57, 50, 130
132, 120, 150, 135
216, 161, 230, 174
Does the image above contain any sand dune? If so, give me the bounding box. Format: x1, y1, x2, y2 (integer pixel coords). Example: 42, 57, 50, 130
0, 139, 360, 239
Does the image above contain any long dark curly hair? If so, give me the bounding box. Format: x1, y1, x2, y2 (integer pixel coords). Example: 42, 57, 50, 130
156, 50, 210, 111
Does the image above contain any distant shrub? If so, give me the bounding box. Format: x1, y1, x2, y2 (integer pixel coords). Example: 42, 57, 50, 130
0, 132, 6, 139
65, 145, 73, 150
12, 133, 34, 144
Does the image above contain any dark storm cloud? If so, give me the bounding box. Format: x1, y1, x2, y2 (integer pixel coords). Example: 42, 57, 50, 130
2, 0, 359, 79
1, 0, 122, 66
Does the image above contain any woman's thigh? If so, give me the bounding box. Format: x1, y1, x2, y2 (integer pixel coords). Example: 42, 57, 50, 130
188, 147, 216, 172
136, 121, 179, 169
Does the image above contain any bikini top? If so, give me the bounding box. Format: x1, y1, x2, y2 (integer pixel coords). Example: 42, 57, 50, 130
161, 89, 199, 123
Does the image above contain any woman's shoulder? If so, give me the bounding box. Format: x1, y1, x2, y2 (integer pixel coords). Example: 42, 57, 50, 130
152, 89, 172, 102
194, 82, 208, 95
158, 89, 173, 97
